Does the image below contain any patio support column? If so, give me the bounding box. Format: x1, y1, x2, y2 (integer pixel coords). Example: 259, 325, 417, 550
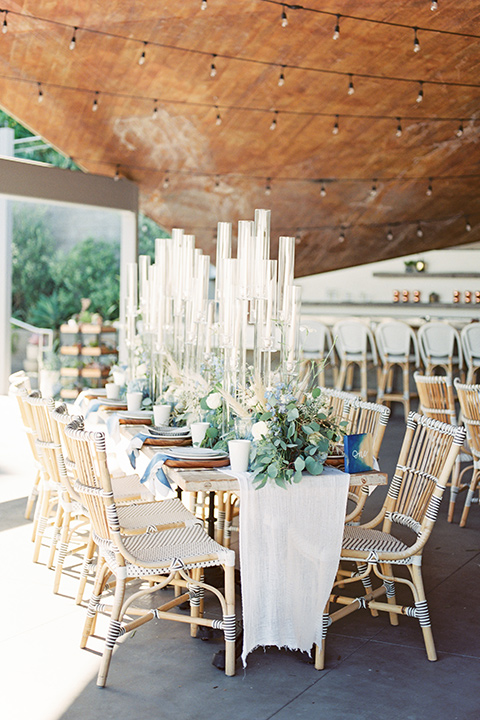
0, 127, 14, 395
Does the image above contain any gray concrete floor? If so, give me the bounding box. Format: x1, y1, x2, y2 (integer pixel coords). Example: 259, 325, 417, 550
1, 394, 479, 720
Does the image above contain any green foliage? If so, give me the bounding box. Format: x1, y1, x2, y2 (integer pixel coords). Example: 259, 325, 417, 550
11, 205, 56, 321
138, 213, 169, 260
28, 291, 64, 331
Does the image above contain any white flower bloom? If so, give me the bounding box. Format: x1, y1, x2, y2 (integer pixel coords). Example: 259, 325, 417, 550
135, 363, 147, 378
252, 420, 269, 441
206, 392, 222, 410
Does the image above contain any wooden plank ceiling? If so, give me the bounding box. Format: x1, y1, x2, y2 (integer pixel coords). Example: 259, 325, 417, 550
0, 0, 479, 276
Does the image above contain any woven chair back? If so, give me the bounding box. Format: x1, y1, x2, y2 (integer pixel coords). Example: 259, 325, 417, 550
12, 388, 41, 463
50, 403, 83, 501
414, 372, 457, 425
65, 419, 114, 542
417, 321, 463, 369
319, 387, 356, 424
300, 321, 335, 361
375, 320, 419, 365
333, 320, 377, 363
25, 394, 61, 485
454, 380, 480, 462
345, 398, 390, 459
384, 413, 465, 536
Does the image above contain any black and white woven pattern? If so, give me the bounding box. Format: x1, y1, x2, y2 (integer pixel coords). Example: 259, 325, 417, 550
342, 525, 409, 561
117, 498, 198, 530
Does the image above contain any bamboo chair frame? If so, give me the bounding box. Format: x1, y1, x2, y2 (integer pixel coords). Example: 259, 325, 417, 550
414, 372, 470, 521
417, 321, 463, 377
375, 320, 420, 420
315, 413, 466, 670
319, 386, 356, 425
453, 379, 480, 527
333, 319, 378, 401
460, 324, 480, 384
65, 419, 236, 685
343, 399, 391, 524
11, 385, 42, 524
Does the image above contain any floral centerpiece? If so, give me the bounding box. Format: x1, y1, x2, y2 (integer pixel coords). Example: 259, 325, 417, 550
249, 384, 346, 489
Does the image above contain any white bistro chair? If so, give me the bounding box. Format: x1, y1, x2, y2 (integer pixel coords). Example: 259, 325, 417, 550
460, 323, 480, 384
375, 320, 420, 420
334, 319, 378, 401
417, 321, 463, 377
300, 320, 336, 386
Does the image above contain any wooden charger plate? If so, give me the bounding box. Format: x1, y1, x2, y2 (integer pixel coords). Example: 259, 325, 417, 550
143, 436, 191, 447
324, 454, 345, 470
164, 457, 230, 469
118, 416, 152, 425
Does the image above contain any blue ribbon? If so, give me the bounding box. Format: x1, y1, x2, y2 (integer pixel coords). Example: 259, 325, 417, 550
139, 453, 173, 494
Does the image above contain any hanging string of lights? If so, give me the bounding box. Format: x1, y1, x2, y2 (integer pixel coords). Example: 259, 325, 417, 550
0, 7, 479, 96
0, 72, 475, 136
259, 1, 479, 41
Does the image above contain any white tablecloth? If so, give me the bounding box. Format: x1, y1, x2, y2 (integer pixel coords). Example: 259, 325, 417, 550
238, 469, 350, 666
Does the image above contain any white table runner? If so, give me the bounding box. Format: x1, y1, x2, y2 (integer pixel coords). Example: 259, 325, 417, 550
238, 469, 350, 666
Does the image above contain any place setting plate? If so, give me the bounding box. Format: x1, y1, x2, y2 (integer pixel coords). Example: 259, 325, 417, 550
161, 446, 230, 468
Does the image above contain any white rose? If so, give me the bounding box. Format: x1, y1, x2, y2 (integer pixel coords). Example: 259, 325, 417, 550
206, 392, 222, 410
252, 420, 269, 441
135, 363, 147, 378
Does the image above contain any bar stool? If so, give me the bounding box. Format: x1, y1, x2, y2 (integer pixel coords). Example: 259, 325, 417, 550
460, 323, 480, 383
417, 321, 463, 377
333, 319, 378, 400
375, 320, 420, 420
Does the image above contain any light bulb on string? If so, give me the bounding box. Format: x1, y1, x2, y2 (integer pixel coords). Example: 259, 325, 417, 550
201, 0, 207, 9
347, 75, 354, 95
69, 27, 77, 50
416, 81, 424, 103
152, 99, 158, 119
2, 11, 7, 34
413, 27, 420, 53
370, 179, 378, 197
92, 92, 99, 111
465, 217, 472, 232
456, 121, 464, 137
278, 67, 285, 87
431, 1, 438, 9
215, 106, 222, 125
270, 111, 278, 130
320, 181, 326, 197
265, 178, 272, 195
281, 6, 288, 27
416, 223, 424, 237
332, 115, 339, 135
114, 165, 120, 182
396, 117, 402, 137
37, 82, 43, 103
215, 175, 220, 188
338, 227, 345, 243
210, 55, 217, 77
387, 228, 394, 241
138, 42, 147, 65
426, 178, 433, 196
163, 173, 170, 190
333, 14, 340, 40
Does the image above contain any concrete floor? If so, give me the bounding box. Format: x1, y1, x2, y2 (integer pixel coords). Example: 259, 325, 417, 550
1, 394, 479, 720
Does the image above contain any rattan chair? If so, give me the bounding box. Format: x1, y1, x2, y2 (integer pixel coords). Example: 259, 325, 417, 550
417, 321, 463, 377
315, 412, 466, 670
299, 320, 337, 387
460, 323, 480, 384
10, 385, 42, 524
343, 399, 391, 524
65, 418, 236, 685
334, 319, 378, 400
375, 320, 420, 420
454, 379, 480, 528
414, 372, 469, 521
319, 386, 356, 425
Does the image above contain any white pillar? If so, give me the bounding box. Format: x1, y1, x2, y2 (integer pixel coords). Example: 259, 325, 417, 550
0, 127, 14, 394
119, 210, 138, 364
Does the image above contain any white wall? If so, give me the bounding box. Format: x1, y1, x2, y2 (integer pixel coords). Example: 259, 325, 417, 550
297, 242, 480, 306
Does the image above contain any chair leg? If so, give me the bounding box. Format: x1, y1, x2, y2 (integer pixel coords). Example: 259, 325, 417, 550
80, 557, 108, 648
223, 563, 236, 677
409, 563, 436, 661
24, 470, 41, 520
48, 504, 64, 569
381, 564, 398, 626
360, 361, 368, 401
459, 468, 480, 528
33, 486, 52, 563
448, 457, 461, 523
76, 533, 96, 605
53, 510, 72, 594
335, 361, 347, 392
97, 572, 127, 687
346, 364, 354, 391
402, 362, 410, 421
314, 604, 331, 670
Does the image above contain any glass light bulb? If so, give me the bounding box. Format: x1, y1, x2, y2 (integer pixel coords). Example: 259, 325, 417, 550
417, 226, 423, 237
216, 114, 222, 126
278, 73, 285, 87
